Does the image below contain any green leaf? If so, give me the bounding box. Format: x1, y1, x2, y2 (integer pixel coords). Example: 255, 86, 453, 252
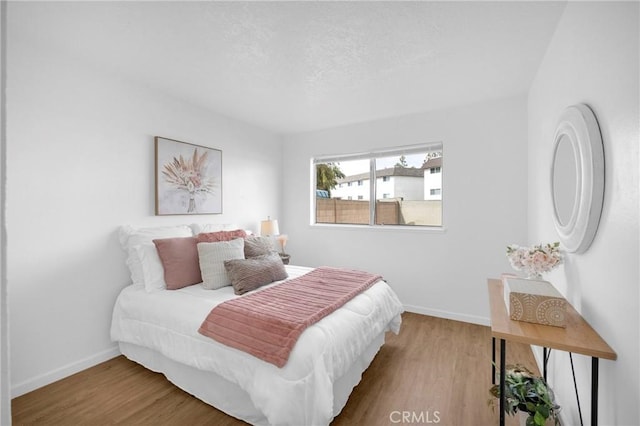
537, 404, 550, 418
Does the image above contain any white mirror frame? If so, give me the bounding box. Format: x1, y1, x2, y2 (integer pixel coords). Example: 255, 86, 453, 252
550, 104, 605, 253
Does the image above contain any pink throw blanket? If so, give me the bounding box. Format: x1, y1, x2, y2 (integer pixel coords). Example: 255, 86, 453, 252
198, 266, 382, 367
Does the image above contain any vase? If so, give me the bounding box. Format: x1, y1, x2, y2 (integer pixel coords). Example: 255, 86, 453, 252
525, 272, 543, 280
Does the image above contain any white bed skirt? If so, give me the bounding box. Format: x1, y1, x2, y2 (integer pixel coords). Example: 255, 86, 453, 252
119, 331, 386, 425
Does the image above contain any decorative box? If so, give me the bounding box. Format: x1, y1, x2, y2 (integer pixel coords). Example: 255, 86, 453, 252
503, 276, 567, 328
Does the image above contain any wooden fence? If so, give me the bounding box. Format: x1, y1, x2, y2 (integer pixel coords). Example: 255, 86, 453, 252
316, 198, 441, 226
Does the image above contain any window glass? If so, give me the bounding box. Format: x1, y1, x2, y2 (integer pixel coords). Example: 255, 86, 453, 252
316, 158, 369, 225
314, 143, 442, 227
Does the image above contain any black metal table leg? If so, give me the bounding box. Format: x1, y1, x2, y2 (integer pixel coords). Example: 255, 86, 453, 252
500, 339, 506, 426
543, 347, 547, 381
492, 337, 496, 385
591, 357, 598, 426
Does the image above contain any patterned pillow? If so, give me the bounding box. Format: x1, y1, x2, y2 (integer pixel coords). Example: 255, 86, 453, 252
190, 223, 236, 235
196, 229, 247, 243
197, 238, 245, 290
224, 253, 288, 295
244, 235, 275, 258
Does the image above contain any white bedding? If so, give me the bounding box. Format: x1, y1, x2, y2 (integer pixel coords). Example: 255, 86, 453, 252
111, 265, 404, 426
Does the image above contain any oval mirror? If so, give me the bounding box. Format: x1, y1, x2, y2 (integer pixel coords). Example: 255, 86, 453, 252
552, 134, 579, 226
550, 104, 604, 253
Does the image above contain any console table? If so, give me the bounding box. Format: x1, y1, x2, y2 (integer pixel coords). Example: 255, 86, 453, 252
487, 278, 616, 426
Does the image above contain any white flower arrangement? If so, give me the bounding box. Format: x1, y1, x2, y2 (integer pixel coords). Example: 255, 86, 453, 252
506, 242, 562, 278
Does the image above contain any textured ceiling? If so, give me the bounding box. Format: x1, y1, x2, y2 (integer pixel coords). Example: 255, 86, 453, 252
10, 1, 567, 134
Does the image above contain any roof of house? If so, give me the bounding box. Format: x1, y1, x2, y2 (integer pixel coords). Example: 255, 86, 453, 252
337, 166, 425, 184
421, 157, 442, 169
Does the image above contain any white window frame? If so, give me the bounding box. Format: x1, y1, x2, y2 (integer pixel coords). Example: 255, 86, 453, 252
312, 142, 444, 230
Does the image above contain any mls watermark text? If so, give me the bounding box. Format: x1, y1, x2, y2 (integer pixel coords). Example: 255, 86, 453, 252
389, 410, 441, 424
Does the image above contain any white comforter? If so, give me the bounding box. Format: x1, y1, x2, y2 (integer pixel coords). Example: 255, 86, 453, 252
111, 265, 403, 425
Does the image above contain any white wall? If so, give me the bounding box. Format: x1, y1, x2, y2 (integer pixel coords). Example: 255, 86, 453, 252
6, 32, 282, 395
282, 95, 528, 324
391, 176, 423, 201
0, 0, 9, 422
528, 2, 639, 424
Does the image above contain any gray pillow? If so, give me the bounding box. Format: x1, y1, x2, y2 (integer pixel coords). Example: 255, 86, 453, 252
243, 235, 275, 258
224, 253, 288, 295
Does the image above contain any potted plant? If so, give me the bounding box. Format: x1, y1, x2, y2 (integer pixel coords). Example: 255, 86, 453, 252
489, 364, 561, 426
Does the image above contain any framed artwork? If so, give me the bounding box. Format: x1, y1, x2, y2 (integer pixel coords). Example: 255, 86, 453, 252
155, 137, 222, 215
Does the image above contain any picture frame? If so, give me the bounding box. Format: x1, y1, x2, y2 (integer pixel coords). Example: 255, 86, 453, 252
155, 137, 222, 215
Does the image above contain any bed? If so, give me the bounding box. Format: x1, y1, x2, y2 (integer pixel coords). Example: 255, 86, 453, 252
111, 224, 404, 426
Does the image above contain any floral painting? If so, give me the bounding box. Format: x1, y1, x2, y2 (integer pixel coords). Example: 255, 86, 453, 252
155, 137, 222, 215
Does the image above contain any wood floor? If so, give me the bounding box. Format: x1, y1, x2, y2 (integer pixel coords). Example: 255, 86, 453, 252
12, 313, 538, 426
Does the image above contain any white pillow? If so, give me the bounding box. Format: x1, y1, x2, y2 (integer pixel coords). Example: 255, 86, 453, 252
119, 225, 193, 285
197, 238, 245, 290
134, 243, 166, 292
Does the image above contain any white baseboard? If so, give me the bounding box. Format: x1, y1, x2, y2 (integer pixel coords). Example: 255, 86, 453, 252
403, 304, 491, 327
11, 345, 121, 398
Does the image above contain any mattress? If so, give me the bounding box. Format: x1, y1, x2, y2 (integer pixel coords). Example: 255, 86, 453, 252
111, 265, 404, 425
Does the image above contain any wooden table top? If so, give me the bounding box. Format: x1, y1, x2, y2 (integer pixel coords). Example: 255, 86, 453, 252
488, 278, 616, 360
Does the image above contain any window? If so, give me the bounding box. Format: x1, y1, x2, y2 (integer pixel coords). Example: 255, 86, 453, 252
313, 142, 443, 227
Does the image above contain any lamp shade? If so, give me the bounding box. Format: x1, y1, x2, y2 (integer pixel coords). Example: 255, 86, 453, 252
260, 218, 279, 236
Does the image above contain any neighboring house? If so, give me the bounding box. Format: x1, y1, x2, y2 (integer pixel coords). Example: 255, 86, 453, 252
332, 166, 425, 201
331, 160, 442, 202
422, 157, 442, 201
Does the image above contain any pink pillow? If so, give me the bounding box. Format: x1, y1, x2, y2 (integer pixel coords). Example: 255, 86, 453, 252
196, 229, 247, 243
153, 236, 202, 290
